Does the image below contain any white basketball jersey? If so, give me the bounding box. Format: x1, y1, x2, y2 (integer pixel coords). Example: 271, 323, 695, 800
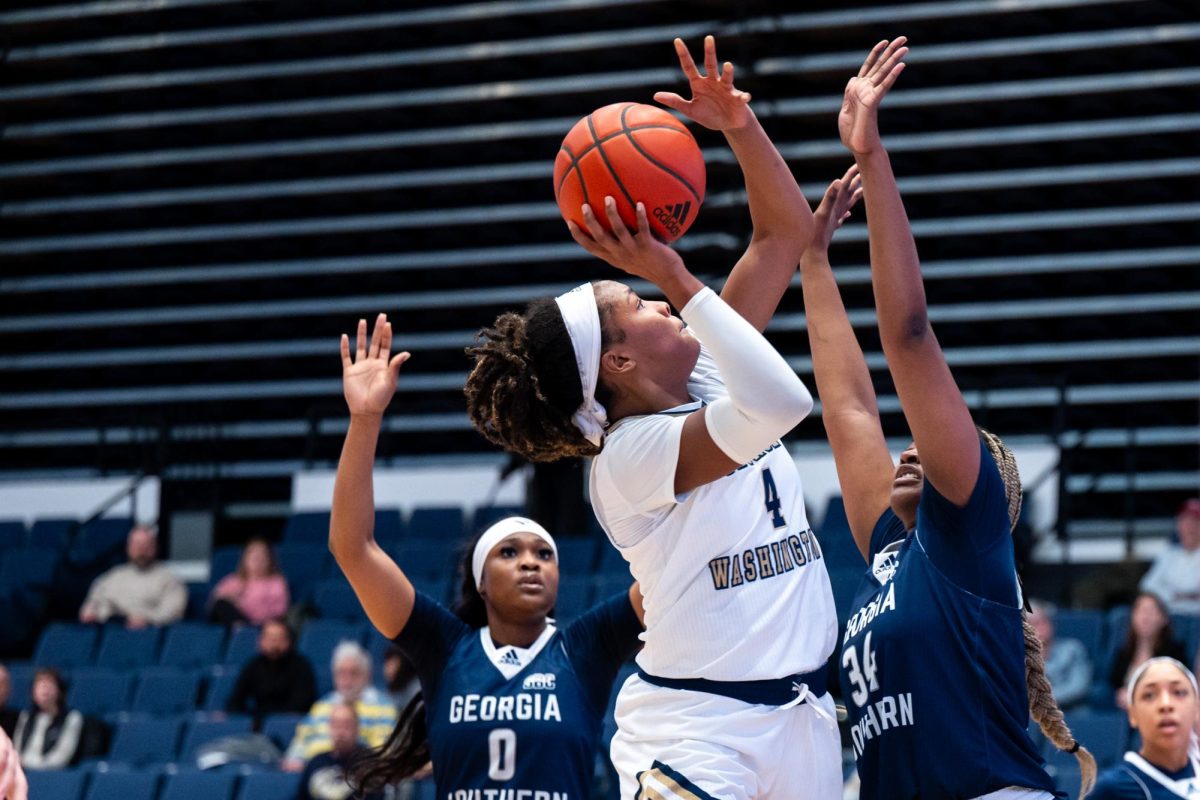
589, 346, 837, 681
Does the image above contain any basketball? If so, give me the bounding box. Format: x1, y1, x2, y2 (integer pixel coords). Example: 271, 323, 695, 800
553, 102, 705, 243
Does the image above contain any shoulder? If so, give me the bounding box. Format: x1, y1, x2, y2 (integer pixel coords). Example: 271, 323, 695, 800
1090, 762, 1150, 800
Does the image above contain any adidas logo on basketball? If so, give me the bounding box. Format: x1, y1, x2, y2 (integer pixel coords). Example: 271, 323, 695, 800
653, 201, 691, 237
522, 672, 556, 691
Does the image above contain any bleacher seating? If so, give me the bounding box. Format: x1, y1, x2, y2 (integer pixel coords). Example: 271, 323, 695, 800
68, 668, 133, 717
179, 716, 253, 762
34, 623, 99, 669
236, 772, 303, 800
107, 717, 184, 766
26, 769, 87, 800
129, 668, 201, 716
159, 623, 226, 670
159, 770, 238, 800
85, 771, 159, 800
95, 627, 160, 670
223, 625, 261, 667
408, 506, 466, 541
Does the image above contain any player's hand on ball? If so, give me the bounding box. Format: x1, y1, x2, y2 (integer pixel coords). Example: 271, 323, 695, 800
839, 37, 907, 156
568, 197, 686, 285
654, 35, 751, 132
808, 164, 864, 254
340, 313, 410, 419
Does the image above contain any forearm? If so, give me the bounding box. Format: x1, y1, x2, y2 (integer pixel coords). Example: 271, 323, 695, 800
330, 415, 383, 560
856, 148, 929, 351
725, 110, 812, 248
799, 251, 878, 418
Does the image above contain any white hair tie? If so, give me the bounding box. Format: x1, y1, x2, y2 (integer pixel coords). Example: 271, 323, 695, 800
554, 282, 608, 446
472, 517, 558, 587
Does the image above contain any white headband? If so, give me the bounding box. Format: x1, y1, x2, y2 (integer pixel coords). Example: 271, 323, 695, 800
1126, 656, 1199, 706
471, 516, 558, 587
554, 283, 608, 446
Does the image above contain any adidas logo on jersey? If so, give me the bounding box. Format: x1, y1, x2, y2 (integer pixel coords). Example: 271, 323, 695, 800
522, 672, 556, 691
498, 649, 522, 666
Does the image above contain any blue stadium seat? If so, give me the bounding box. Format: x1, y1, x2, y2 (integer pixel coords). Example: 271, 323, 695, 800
184, 582, 209, 621
261, 713, 303, 750
0, 547, 59, 589
208, 547, 242, 587
26, 769, 87, 800
408, 572, 452, 604
471, 505, 525, 535
813, 527, 865, 572
297, 620, 365, 670
408, 506, 465, 541
179, 716, 253, 761
223, 625, 260, 667
68, 668, 133, 717
373, 508, 406, 547
819, 495, 850, 536
283, 511, 330, 546
35, 623, 99, 669
276, 543, 331, 601
84, 771, 159, 800
1053, 610, 1105, 663
159, 624, 226, 670
72, 518, 133, 569
1047, 763, 1082, 800
556, 538, 597, 574
553, 578, 592, 622
29, 518, 76, 550
0, 520, 26, 550
95, 627, 160, 670
203, 670, 241, 712
6, 663, 35, 708
235, 771, 302, 800
1044, 710, 1128, 769
828, 568, 863, 626
389, 541, 455, 579
312, 580, 366, 621
130, 668, 201, 715
592, 574, 631, 606
108, 717, 183, 765
159, 770, 237, 800
597, 541, 629, 578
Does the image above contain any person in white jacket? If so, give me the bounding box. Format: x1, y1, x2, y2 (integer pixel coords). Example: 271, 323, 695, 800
79, 524, 185, 628
1140, 499, 1200, 616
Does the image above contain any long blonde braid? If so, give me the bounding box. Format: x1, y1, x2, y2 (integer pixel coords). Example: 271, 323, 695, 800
980, 428, 1097, 797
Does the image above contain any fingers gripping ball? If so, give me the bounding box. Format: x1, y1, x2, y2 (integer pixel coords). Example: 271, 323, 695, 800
554, 102, 705, 242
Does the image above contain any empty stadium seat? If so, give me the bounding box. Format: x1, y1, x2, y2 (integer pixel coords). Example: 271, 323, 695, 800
84, 771, 159, 800
130, 668, 201, 716
25, 769, 87, 800
179, 716, 253, 762
408, 507, 465, 541
471, 505, 525, 535
29, 519, 76, 551
208, 547, 242, 586
159, 770, 237, 800
0, 520, 26, 550
35, 623, 99, 669
1053, 609, 1105, 662
373, 508, 406, 546
223, 625, 261, 667
276, 543, 331, 601
68, 668, 133, 717
312, 580, 366, 621
95, 627, 160, 670
203, 670, 241, 712
388, 541, 455, 579
159, 624, 226, 670
1045, 710, 1128, 768
72, 518, 133, 569
283, 511, 330, 545
552, 578, 592, 622
261, 713, 303, 750
555, 538, 597, 574
0, 547, 59, 589
235, 771, 302, 800
297, 620, 366, 670
107, 717, 184, 765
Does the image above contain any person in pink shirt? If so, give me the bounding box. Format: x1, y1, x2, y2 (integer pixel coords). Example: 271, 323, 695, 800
208, 538, 290, 625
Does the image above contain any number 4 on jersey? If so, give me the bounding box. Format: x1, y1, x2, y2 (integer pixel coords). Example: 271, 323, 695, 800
762, 468, 787, 529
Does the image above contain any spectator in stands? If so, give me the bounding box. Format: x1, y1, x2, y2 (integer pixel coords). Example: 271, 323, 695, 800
1110, 591, 1189, 709
0, 725, 28, 800
1089, 657, 1199, 799
226, 618, 317, 727
1029, 599, 1093, 709
12, 669, 82, 770
297, 703, 382, 800
208, 538, 290, 626
380, 646, 419, 711
78, 524, 185, 628
1139, 498, 1200, 616
0, 666, 16, 737
281, 642, 396, 772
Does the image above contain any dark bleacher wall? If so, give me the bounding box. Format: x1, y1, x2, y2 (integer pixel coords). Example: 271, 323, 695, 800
1, 0, 1197, 539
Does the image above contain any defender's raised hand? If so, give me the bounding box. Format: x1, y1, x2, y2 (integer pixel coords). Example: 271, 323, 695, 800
809, 164, 864, 255
839, 37, 908, 156
340, 313, 410, 418
654, 35, 752, 132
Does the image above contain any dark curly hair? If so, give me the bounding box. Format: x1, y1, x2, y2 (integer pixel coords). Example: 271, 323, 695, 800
464, 286, 622, 462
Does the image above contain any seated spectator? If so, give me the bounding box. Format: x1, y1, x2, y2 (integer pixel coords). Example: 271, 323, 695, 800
297, 703, 383, 800
1139, 498, 1200, 616
380, 646, 419, 710
209, 538, 290, 626
1109, 591, 1189, 708
78, 525, 185, 629
0, 666, 17, 737
282, 642, 397, 772
1029, 599, 1093, 709
227, 619, 317, 726
12, 669, 82, 770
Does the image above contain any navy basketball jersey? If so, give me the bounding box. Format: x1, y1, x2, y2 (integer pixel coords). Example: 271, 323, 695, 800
1090, 752, 1200, 799
395, 591, 641, 800
839, 440, 1060, 800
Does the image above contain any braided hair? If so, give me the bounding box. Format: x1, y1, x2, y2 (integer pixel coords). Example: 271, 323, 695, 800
979, 428, 1096, 796
465, 293, 603, 462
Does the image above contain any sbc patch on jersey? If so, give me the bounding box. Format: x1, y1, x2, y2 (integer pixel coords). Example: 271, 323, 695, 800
522, 672, 556, 691
872, 541, 902, 585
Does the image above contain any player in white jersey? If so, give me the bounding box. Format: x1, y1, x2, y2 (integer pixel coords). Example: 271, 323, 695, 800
465, 36, 840, 800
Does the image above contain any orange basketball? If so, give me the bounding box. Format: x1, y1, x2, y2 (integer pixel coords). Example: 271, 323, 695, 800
554, 102, 705, 243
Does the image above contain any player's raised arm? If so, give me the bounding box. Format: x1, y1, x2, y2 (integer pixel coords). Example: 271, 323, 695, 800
330, 314, 415, 639
800, 166, 893, 558
844, 38, 980, 506
656, 35, 814, 332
